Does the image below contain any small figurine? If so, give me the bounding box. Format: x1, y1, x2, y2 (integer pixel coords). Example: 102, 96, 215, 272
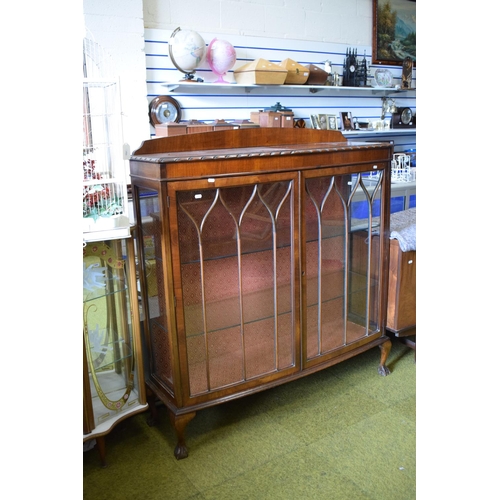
402, 56, 413, 89
324, 60, 333, 86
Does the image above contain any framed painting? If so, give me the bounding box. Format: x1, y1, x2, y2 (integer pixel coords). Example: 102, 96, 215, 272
372, 0, 416, 66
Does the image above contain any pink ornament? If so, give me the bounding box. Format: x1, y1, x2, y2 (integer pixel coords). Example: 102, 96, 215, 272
206, 38, 237, 83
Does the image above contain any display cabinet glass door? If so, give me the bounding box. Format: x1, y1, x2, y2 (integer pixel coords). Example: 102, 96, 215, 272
171, 175, 299, 398
303, 169, 385, 366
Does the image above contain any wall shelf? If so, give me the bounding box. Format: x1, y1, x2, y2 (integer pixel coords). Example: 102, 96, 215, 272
156, 80, 416, 154
163, 81, 414, 96
343, 129, 416, 138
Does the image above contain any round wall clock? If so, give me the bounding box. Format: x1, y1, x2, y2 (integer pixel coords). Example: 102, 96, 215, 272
149, 96, 182, 126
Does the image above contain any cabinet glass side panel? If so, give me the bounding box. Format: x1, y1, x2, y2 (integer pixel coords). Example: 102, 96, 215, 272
136, 188, 173, 387
83, 240, 141, 430
176, 181, 295, 396
304, 172, 383, 361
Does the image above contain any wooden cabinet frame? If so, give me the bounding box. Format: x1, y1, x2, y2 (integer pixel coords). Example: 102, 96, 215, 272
130, 129, 393, 459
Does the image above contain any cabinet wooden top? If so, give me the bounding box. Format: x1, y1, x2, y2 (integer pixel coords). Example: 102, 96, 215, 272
129, 129, 393, 182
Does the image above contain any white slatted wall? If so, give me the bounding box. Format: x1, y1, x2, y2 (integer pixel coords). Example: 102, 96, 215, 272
145, 29, 416, 152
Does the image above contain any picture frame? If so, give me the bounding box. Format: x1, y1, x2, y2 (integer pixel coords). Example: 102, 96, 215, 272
327, 115, 338, 131
339, 112, 353, 131
372, 0, 416, 66
309, 114, 319, 129
317, 114, 328, 130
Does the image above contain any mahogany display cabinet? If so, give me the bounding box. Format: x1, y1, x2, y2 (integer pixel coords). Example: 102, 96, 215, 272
129, 128, 393, 459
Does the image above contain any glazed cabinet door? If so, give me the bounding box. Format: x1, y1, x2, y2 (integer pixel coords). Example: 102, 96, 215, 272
171, 174, 300, 401
302, 166, 388, 368
136, 173, 300, 405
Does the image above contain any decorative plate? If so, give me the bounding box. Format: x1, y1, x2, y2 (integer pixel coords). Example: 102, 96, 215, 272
149, 96, 182, 126
373, 69, 393, 88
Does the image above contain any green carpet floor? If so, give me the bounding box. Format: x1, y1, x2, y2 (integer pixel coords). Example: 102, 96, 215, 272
83, 340, 416, 500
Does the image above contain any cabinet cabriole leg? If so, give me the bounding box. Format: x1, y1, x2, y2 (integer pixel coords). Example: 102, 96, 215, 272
146, 389, 159, 427
378, 338, 392, 376
169, 411, 196, 460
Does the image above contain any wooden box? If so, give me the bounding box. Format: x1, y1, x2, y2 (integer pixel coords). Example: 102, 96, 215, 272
305, 64, 329, 85
280, 111, 294, 128
211, 119, 240, 131
279, 58, 309, 85
250, 111, 282, 128
186, 120, 213, 134
234, 59, 287, 85
232, 119, 260, 129
155, 123, 187, 137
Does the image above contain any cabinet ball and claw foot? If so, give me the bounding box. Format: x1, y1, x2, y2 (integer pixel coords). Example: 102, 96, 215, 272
378, 338, 392, 376
130, 128, 393, 459
170, 412, 197, 460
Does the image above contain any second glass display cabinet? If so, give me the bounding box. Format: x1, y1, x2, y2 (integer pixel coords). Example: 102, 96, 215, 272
83, 236, 147, 465
129, 128, 393, 459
